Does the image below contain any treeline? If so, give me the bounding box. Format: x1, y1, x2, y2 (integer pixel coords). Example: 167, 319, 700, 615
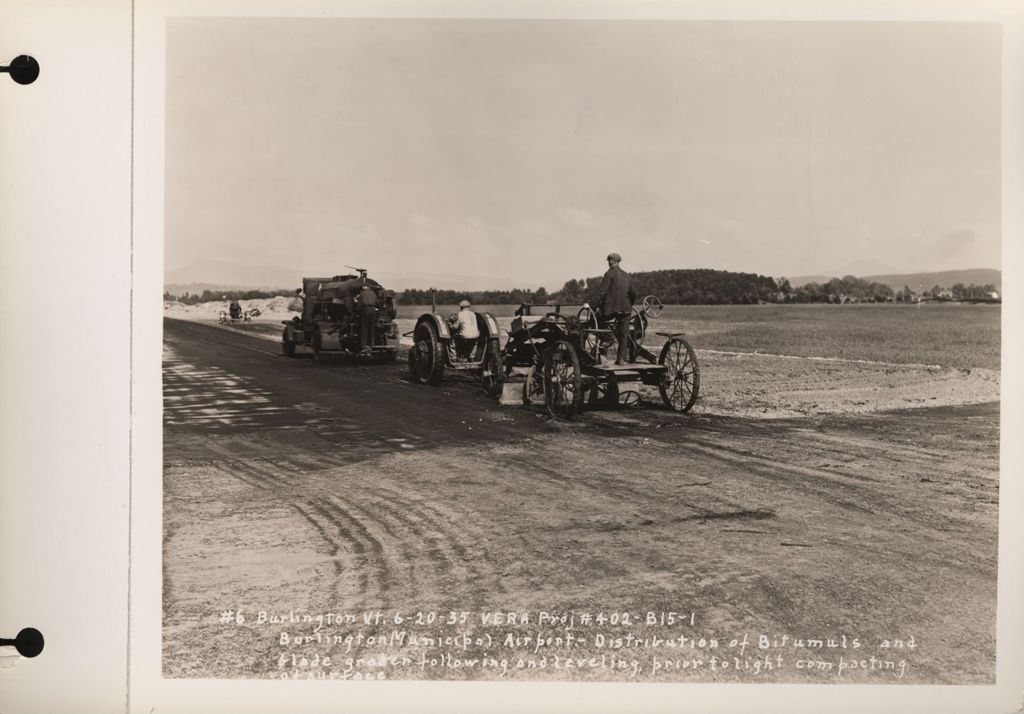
397, 287, 550, 306
164, 289, 288, 305
921, 283, 999, 301
396, 269, 782, 306
789, 279, 1000, 304
787, 276, 894, 304
165, 274, 999, 307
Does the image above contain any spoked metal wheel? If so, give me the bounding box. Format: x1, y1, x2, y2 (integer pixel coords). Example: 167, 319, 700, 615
480, 341, 504, 398
641, 294, 664, 318
544, 339, 583, 419
408, 321, 445, 385
626, 308, 649, 362
658, 337, 700, 412
577, 305, 603, 362
522, 363, 544, 405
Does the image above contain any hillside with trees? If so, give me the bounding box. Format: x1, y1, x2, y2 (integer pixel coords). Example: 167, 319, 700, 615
393, 269, 781, 306
551, 268, 782, 305
397, 287, 549, 306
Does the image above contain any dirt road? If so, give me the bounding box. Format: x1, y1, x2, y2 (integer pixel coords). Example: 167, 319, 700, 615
162, 318, 999, 684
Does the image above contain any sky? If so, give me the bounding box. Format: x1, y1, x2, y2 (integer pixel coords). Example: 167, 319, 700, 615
165, 18, 1001, 290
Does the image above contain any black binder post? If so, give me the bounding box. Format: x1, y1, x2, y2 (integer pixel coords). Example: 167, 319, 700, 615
1, 55, 40, 85
0, 628, 44, 658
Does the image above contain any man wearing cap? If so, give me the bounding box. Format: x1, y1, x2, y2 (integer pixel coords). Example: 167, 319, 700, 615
596, 253, 637, 364
356, 282, 379, 353
449, 299, 480, 362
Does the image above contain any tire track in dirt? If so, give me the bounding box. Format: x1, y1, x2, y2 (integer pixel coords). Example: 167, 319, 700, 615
361, 482, 504, 598
679, 437, 900, 518
788, 428, 965, 467
306, 498, 390, 607
171, 451, 380, 609
200, 454, 393, 609
318, 494, 459, 612
288, 504, 343, 574
195, 450, 493, 611
494, 447, 767, 529
198, 446, 513, 613
675, 435, 995, 561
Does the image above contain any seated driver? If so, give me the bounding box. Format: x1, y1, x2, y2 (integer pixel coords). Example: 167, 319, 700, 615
448, 299, 480, 361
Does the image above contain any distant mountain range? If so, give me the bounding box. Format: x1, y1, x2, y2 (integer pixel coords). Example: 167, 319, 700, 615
789, 268, 1001, 292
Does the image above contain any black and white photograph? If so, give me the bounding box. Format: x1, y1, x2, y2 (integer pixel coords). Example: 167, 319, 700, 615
157, 13, 1005, 687
1, 2, 1022, 713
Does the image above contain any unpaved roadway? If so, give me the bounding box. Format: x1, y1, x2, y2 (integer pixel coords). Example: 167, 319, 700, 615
162, 317, 999, 684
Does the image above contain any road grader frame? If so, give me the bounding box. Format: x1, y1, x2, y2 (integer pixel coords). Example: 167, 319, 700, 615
500, 296, 700, 419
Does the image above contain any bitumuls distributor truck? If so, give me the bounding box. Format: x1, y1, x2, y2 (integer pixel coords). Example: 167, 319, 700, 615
281, 271, 399, 362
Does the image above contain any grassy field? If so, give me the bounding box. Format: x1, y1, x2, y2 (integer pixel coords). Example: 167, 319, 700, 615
398, 302, 1001, 371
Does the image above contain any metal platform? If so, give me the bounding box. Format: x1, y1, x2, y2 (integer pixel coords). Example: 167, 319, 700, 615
586, 362, 664, 373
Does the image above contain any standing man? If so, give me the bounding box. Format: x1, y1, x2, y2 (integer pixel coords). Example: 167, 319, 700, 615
596, 252, 637, 365
356, 282, 379, 353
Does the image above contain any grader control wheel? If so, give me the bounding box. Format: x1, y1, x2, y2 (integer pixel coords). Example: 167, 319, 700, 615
642, 295, 664, 318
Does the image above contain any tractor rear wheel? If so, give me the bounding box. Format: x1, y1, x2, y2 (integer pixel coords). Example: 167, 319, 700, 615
409, 321, 445, 385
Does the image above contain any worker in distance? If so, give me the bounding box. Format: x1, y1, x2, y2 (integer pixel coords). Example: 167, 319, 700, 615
595, 252, 637, 365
